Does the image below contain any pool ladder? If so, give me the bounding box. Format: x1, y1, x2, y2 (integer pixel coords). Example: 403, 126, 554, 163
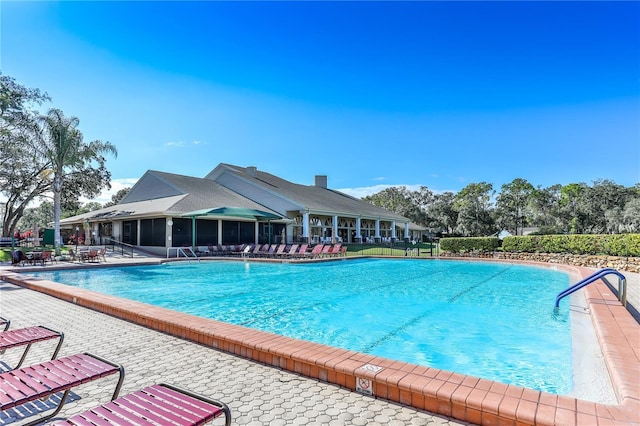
178, 247, 200, 262
554, 268, 626, 308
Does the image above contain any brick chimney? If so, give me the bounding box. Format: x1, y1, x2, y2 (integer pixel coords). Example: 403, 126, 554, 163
247, 166, 258, 177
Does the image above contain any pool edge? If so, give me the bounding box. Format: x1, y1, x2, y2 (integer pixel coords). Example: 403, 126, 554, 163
2, 260, 638, 426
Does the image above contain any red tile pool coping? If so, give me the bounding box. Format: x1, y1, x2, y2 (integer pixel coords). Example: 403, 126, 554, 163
2, 259, 638, 426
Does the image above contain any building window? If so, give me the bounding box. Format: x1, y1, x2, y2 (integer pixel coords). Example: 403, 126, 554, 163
141, 218, 167, 246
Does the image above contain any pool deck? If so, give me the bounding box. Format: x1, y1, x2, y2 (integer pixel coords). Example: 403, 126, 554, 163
1, 255, 638, 426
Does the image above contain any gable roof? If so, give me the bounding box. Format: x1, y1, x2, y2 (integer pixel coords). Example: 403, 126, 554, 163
209, 164, 409, 222
61, 170, 280, 224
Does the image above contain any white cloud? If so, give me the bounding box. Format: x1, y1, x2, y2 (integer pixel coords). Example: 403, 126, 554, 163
81, 178, 138, 204
165, 141, 184, 147
337, 184, 458, 199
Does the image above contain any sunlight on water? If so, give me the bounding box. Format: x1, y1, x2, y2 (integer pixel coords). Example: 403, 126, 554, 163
31, 259, 572, 393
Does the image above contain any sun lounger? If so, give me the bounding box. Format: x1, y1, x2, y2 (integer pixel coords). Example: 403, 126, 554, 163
283, 244, 299, 258
52, 382, 231, 426
304, 244, 324, 258
320, 245, 333, 257
0, 352, 125, 426
0, 325, 64, 370
275, 244, 287, 257
0, 317, 9, 332
293, 244, 308, 259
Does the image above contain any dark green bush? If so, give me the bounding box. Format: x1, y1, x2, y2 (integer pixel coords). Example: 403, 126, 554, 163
501, 234, 640, 257
440, 237, 501, 253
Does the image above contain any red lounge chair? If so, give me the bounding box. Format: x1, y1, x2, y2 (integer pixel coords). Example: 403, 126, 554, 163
307, 244, 324, 258
0, 352, 125, 426
330, 243, 342, 257
53, 383, 231, 426
320, 245, 333, 257
294, 244, 309, 258
284, 244, 299, 258
0, 325, 64, 370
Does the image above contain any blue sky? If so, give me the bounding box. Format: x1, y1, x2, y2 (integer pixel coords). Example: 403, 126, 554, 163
2, 1, 639, 202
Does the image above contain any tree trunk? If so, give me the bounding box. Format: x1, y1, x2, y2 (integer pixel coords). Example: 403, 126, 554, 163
53, 174, 62, 255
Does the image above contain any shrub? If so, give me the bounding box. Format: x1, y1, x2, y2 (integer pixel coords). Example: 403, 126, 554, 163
440, 237, 501, 253
501, 234, 640, 257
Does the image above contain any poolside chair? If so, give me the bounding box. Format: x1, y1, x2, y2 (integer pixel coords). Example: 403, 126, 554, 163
320, 244, 333, 257
241, 244, 254, 258
294, 244, 308, 259
0, 316, 9, 332
10, 250, 27, 267
284, 244, 299, 258
52, 383, 231, 426
330, 243, 342, 257
41, 250, 54, 265
0, 352, 124, 426
275, 244, 287, 257
0, 325, 64, 370
306, 244, 324, 258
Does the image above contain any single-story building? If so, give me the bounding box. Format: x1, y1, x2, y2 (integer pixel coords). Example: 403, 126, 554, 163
61, 163, 416, 255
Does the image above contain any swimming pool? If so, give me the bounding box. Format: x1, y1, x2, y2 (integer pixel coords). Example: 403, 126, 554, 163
30, 258, 574, 394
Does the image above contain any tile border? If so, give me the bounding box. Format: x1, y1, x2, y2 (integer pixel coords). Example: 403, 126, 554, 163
2, 259, 638, 426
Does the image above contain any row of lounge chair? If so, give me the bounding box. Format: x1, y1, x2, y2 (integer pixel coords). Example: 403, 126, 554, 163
196, 243, 347, 259
0, 316, 231, 426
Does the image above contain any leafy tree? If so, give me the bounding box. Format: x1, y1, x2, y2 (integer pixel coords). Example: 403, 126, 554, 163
364, 186, 420, 220
36, 108, 117, 254
529, 184, 563, 231
495, 178, 535, 235
559, 183, 589, 234
0, 75, 51, 237
17, 201, 54, 236
428, 192, 458, 234
453, 182, 496, 236
622, 198, 640, 232
104, 187, 131, 207
582, 179, 633, 233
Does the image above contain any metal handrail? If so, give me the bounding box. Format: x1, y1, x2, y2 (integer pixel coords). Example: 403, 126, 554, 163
554, 268, 627, 308
103, 237, 135, 258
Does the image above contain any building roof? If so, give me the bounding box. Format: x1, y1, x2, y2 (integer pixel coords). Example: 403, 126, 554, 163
62, 165, 411, 225
208, 164, 409, 222
61, 170, 280, 224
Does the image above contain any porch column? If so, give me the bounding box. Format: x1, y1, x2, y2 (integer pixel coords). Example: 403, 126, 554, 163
375, 219, 380, 241
332, 215, 338, 243
254, 222, 259, 244
355, 218, 361, 243
302, 212, 310, 243
391, 221, 396, 240
404, 223, 410, 239
218, 220, 223, 245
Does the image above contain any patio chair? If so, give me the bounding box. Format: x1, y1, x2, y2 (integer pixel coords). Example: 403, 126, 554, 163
283, 244, 299, 258
294, 244, 309, 258
320, 245, 333, 257
52, 383, 231, 426
275, 244, 287, 257
10, 250, 27, 267
305, 244, 324, 258
329, 243, 342, 257
41, 250, 54, 265
0, 325, 64, 370
0, 352, 125, 426
0, 316, 9, 332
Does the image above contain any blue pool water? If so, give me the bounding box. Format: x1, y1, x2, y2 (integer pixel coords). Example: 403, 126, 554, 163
30, 259, 572, 393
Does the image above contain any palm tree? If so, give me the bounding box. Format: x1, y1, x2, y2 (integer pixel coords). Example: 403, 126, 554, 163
37, 109, 117, 254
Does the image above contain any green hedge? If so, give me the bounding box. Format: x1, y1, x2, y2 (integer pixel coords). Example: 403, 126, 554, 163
439, 237, 501, 253
501, 234, 640, 257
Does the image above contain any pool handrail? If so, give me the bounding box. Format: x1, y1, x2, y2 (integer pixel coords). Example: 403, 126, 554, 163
554, 267, 626, 308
